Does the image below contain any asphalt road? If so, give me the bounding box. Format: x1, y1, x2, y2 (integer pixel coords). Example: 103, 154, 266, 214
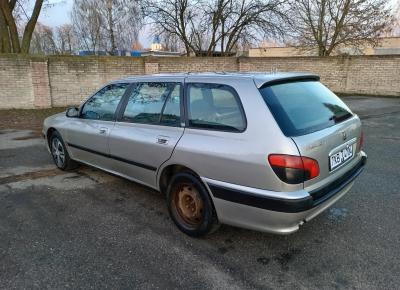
0, 96, 399, 289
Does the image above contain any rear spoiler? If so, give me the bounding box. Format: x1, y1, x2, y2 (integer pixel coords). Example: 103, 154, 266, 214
254, 74, 320, 89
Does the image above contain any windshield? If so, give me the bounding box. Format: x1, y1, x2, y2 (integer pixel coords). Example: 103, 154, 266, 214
259, 80, 353, 136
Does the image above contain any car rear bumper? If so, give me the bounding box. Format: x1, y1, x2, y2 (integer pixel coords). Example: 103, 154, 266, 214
203, 151, 367, 234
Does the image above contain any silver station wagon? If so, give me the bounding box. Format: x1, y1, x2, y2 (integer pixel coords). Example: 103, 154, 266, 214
43, 72, 367, 237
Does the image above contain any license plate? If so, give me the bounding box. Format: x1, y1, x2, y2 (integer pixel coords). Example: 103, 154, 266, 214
329, 144, 354, 171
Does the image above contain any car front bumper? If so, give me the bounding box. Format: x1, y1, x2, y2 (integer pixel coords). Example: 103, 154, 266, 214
203, 151, 367, 234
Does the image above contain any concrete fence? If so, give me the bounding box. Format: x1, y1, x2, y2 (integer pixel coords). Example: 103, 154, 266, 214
0, 54, 399, 109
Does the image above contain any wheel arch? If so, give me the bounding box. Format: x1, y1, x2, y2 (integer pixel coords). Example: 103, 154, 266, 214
158, 164, 202, 194
46, 127, 58, 148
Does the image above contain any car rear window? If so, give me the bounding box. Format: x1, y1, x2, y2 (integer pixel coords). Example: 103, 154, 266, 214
259, 80, 353, 136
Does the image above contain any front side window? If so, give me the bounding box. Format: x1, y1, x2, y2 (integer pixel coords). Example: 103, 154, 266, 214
122, 82, 181, 126
187, 83, 246, 132
81, 83, 128, 121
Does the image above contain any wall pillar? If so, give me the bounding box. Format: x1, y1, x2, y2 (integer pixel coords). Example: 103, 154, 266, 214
31, 60, 52, 108
145, 62, 159, 74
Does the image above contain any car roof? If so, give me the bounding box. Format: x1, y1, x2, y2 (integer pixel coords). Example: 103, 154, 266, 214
114, 72, 320, 88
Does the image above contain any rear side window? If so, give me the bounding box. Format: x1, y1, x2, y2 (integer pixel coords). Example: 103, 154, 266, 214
122, 82, 181, 126
259, 81, 353, 136
187, 83, 246, 132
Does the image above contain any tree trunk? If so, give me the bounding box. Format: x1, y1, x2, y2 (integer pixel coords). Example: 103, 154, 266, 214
107, 5, 116, 55
185, 43, 190, 56
21, 0, 44, 53
0, 1, 20, 53
220, 18, 225, 54
318, 45, 325, 56
0, 9, 11, 52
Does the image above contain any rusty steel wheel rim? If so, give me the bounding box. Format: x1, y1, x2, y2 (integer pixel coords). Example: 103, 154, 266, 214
173, 183, 204, 227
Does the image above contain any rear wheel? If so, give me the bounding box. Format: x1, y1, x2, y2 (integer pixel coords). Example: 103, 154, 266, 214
167, 172, 219, 237
50, 131, 78, 170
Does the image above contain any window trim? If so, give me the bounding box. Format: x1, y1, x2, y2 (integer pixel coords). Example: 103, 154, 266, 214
79, 82, 131, 122
184, 82, 247, 133
116, 81, 184, 127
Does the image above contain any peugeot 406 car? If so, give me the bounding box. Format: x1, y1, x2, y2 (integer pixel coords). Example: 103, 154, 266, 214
43, 72, 367, 237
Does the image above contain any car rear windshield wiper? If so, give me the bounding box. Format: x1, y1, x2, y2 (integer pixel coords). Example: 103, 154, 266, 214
329, 113, 352, 123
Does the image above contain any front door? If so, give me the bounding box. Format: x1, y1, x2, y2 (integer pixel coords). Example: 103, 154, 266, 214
66, 83, 129, 169
109, 80, 184, 188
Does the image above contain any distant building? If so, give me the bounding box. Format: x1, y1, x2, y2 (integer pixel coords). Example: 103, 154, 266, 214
78, 50, 107, 56
150, 35, 163, 51
133, 50, 183, 57
249, 37, 400, 57
135, 35, 183, 57
78, 35, 183, 57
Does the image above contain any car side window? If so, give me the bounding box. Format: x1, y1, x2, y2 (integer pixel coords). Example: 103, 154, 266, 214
121, 82, 181, 126
81, 83, 128, 121
187, 83, 246, 132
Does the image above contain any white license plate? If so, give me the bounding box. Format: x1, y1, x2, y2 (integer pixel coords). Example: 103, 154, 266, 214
330, 144, 354, 171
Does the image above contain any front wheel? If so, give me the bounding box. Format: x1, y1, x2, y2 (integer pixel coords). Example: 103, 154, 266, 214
50, 131, 78, 170
167, 172, 219, 237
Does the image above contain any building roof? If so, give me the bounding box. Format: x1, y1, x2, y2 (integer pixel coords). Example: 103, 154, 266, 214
115, 72, 320, 88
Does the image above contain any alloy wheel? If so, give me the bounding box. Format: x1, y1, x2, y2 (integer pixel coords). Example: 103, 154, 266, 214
51, 137, 65, 168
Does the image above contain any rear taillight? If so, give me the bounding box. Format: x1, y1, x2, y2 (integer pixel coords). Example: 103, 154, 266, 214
359, 131, 364, 150
268, 154, 320, 184
356, 130, 364, 152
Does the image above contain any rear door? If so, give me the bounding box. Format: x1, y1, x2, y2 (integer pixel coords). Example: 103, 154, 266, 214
259, 80, 363, 190
108, 78, 184, 188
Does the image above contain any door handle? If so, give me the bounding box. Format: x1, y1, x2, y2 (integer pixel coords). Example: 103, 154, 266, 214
99, 127, 108, 134
156, 136, 170, 145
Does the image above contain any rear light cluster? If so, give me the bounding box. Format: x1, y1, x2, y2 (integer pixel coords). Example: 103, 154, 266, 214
268, 154, 320, 184
355, 130, 364, 152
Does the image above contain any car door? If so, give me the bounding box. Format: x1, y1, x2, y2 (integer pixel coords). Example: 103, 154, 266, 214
108, 78, 184, 188
66, 83, 129, 170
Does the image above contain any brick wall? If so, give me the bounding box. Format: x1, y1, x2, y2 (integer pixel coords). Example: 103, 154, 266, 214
0, 56, 34, 109
239, 57, 350, 93
0, 54, 399, 109
48, 56, 144, 107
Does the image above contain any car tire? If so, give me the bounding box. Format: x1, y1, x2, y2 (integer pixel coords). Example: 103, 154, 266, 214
50, 131, 78, 170
166, 172, 220, 237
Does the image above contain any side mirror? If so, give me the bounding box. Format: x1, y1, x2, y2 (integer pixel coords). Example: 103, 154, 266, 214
66, 107, 79, 118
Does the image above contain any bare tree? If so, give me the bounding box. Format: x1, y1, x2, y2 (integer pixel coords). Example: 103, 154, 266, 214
71, 0, 104, 52
144, 0, 287, 56
391, 1, 400, 36
55, 24, 76, 54
159, 32, 183, 51
204, 0, 287, 55
30, 22, 57, 54
0, 0, 45, 53
100, 0, 142, 53
284, 0, 394, 56
143, 0, 198, 55
131, 40, 143, 50
71, 0, 141, 54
